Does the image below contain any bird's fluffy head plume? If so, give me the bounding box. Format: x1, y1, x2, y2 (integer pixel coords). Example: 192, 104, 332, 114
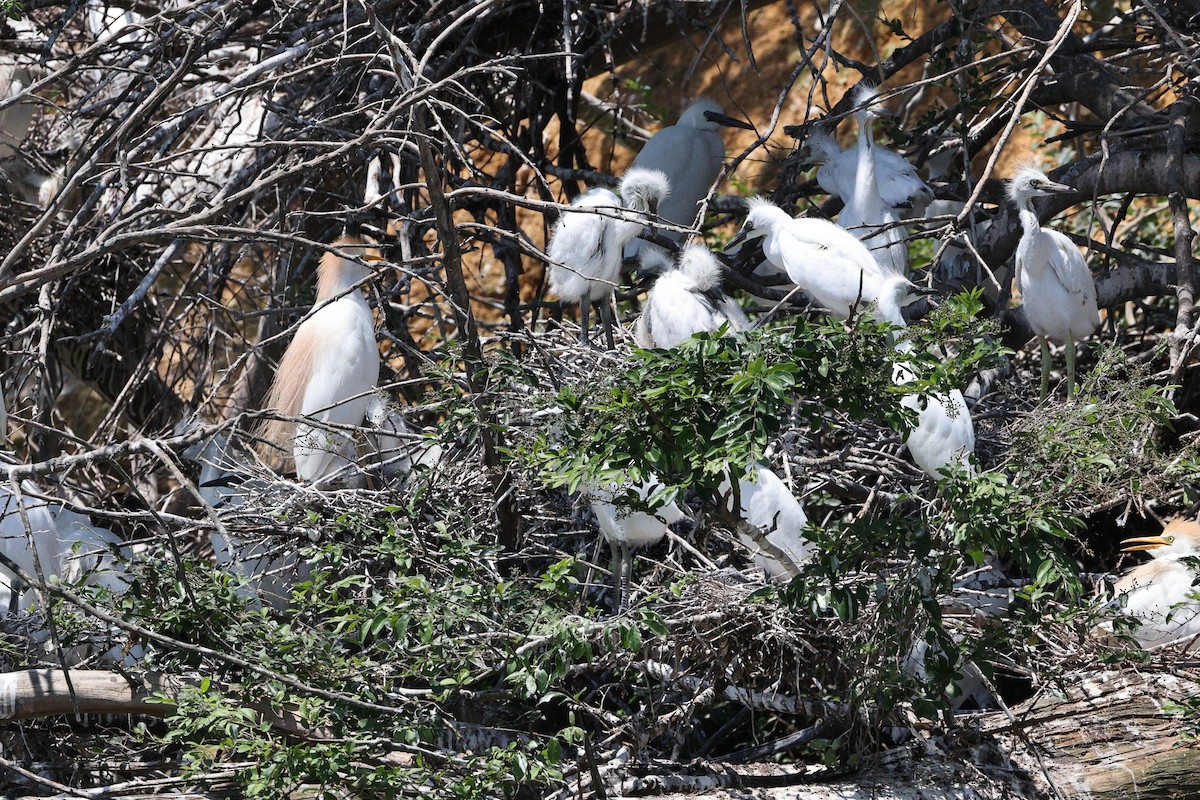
619, 167, 670, 213
677, 244, 723, 292
849, 83, 885, 116
744, 196, 790, 228
800, 129, 840, 165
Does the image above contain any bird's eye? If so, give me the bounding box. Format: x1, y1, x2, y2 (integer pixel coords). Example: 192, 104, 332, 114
1168, 535, 1177, 544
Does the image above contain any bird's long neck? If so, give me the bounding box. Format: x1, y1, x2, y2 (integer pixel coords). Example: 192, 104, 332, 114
316, 246, 372, 302
849, 108, 877, 220
1016, 199, 1041, 247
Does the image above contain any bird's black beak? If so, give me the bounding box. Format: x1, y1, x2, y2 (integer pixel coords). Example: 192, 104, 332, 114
1042, 179, 1075, 194
725, 224, 762, 254
703, 110, 755, 130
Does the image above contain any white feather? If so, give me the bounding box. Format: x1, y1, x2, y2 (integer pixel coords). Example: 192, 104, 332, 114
719, 465, 811, 580
740, 199, 920, 325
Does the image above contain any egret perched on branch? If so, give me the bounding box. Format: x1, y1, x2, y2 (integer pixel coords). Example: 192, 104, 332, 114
1008, 167, 1098, 400
893, 353, 975, 480
259, 236, 382, 483
731, 198, 928, 325
719, 466, 812, 581
1111, 520, 1200, 649
835, 85, 915, 273
548, 168, 669, 349
634, 245, 749, 349
625, 99, 753, 261
587, 479, 686, 613
801, 122, 932, 219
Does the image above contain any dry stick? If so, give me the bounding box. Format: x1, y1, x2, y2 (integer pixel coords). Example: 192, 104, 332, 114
1167, 95, 1198, 373
0, 752, 89, 798
70, 239, 184, 371
416, 116, 521, 556
0, 548, 434, 719
955, 0, 1082, 231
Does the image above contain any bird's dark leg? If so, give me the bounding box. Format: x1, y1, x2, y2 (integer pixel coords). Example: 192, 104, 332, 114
578, 301, 591, 347
609, 543, 625, 614
1039, 336, 1051, 402
1066, 339, 1077, 399
618, 542, 633, 613
598, 299, 616, 350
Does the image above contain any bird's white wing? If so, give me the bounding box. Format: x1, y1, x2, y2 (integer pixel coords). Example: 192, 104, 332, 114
549, 189, 621, 301
299, 302, 379, 427
772, 219, 889, 316
874, 149, 932, 213
1038, 229, 1099, 340
901, 388, 975, 479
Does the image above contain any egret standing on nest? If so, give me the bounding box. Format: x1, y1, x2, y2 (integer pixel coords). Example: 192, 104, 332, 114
259, 237, 382, 483
588, 480, 686, 613
549, 167, 669, 349
634, 245, 749, 349
1111, 519, 1200, 649
625, 100, 753, 261
731, 198, 928, 325
1008, 167, 1099, 400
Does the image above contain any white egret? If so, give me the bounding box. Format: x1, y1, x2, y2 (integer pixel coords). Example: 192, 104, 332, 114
802, 128, 932, 218
837, 85, 912, 273
894, 355, 975, 480
625, 99, 753, 261
634, 244, 749, 349
259, 236, 382, 483
1110, 520, 1200, 649
732, 198, 927, 325
0, 394, 132, 663
548, 168, 670, 349
587, 479, 686, 612
718, 465, 811, 581
364, 393, 445, 484
1008, 167, 1099, 400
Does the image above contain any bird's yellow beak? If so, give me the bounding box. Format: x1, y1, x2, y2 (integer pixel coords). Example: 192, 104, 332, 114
1121, 535, 1172, 552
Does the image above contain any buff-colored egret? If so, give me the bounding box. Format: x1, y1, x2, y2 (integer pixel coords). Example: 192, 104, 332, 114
634, 244, 749, 349
259, 236, 382, 484
719, 465, 811, 581
625, 100, 753, 261
1111, 520, 1200, 649
549, 168, 669, 349
732, 198, 928, 325
1007, 167, 1099, 400
837, 85, 912, 273
587, 479, 686, 612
